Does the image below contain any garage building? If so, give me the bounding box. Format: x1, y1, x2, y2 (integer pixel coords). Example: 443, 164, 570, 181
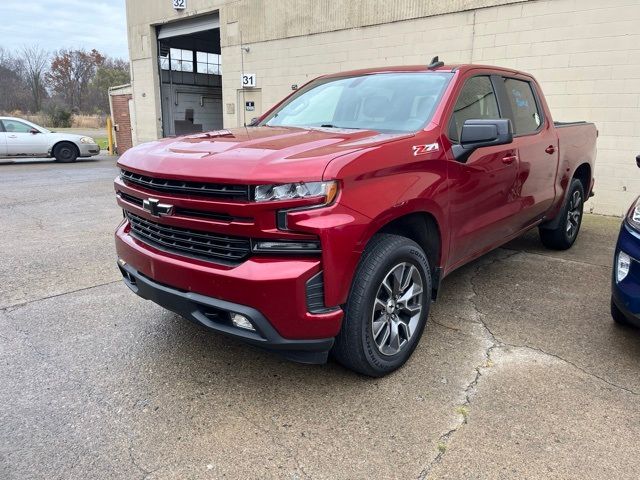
123, 0, 640, 215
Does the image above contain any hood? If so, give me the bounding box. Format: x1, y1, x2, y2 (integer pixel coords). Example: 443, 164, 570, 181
49, 132, 89, 142
117, 126, 413, 184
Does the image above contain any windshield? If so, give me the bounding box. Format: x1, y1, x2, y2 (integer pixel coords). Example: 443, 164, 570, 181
261, 72, 452, 133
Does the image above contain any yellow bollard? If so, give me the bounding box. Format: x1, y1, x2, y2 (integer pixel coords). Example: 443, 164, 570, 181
106, 116, 115, 155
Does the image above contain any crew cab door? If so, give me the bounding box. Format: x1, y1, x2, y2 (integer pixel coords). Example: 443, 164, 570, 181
499, 76, 558, 228
445, 75, 521, 268
2, 119, 48, 156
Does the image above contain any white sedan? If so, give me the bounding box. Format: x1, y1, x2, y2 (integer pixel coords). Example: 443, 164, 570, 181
0, 116, 101, 162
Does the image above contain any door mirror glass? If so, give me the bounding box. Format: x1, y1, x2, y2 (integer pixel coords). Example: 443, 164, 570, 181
452, 119, 513, 162
29, 128, 40, 134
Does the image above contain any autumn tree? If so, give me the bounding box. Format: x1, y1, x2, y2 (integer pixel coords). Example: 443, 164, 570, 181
46, 48, 105, 111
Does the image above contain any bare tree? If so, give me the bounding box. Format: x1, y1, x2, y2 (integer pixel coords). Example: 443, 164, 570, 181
0, 48, 32, 113
21, 45, 49, 112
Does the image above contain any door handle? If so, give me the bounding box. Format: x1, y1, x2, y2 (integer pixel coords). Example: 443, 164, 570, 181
545, 145, 556, 154
502, 155, 518, 165
7, 134, 17, 138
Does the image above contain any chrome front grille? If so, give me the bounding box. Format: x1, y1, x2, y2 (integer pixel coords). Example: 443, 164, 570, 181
121, 169, 250, 200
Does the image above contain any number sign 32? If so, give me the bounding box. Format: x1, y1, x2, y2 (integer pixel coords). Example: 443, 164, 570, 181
172, 0, 186, 10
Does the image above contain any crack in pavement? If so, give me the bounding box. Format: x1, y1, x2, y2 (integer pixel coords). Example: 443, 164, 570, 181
467, 254, 639, 397
417, 252, 516, 479
501, 246, 611, 269
0, 279, 121, 312
418, 249, 636, 479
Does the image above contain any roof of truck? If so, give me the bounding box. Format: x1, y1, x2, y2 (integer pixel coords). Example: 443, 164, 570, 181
322, 63, 523, 78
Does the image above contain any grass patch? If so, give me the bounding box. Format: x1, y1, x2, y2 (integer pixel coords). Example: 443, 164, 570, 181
437, 442, 447, 453
455, 405, 469, 420
93, 137, 109, 150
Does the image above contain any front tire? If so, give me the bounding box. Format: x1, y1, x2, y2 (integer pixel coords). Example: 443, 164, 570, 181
53, 142, 79, 163
332, 234, 431, 377
539, 178, 584, 250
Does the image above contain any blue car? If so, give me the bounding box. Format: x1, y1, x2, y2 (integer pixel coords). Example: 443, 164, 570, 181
611, 155, 640, 327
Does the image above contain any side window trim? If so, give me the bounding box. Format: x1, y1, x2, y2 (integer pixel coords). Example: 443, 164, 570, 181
0, 121, 5, 133
446, 74, 502, 144
500, 76, 545, 137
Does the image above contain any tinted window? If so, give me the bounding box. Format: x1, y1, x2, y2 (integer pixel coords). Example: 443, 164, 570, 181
261, 72, 453, 133
504, 78, 541, 135
448, 76, 500, 142
2, 120, 33, 133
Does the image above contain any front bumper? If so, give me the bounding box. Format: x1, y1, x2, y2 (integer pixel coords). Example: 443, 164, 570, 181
118, 260, 335, 363
78, 143, 100, 157
115, 222, 344, 360
612, 222, 640, 327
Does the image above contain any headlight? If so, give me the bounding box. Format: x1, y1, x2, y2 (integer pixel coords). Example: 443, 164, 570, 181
626, 197, 640, 230
79, 136, 95, 144
254, 181, 338, 203
617, 251, 631, 283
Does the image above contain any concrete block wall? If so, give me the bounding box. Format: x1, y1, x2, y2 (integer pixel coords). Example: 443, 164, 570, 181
125, 0, 640, 215
221, 0, 640, 215
470, 0, 640, 215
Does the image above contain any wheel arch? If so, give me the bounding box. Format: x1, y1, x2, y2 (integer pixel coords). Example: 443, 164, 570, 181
573, 162, 592, 198
50, 140, 80, 158
361, 206, 446, 300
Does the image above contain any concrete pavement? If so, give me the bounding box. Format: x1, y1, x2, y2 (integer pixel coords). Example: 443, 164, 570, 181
0, 157, 638, 479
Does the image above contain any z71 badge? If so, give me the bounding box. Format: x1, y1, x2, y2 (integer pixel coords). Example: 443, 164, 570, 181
412, 143, 439, 156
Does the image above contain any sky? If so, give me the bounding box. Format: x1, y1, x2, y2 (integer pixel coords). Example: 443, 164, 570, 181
0, 0, 129, 59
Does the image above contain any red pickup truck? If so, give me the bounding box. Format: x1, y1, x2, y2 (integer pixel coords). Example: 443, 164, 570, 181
115, 62, 596, 376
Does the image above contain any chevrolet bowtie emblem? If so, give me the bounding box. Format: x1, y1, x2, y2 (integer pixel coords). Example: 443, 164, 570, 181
142, 198, 174, 217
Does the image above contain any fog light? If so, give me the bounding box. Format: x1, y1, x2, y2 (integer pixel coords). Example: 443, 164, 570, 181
231, 313, 255, 331
617, 251, 631, 283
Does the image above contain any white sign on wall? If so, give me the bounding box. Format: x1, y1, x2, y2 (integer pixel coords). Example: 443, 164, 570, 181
172, 0, 186, 10
241, 73, 257, 88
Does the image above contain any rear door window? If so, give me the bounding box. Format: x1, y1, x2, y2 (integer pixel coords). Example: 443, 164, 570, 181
448, 76, 500, 143
503, 78, 542, 135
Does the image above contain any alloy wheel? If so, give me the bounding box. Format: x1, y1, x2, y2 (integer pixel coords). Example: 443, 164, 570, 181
566, 190, 582, 239
371, 262, 424, 356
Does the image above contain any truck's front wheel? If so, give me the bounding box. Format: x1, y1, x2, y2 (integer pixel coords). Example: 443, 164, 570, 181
539, 178, 584, 250
332, 234, 431, 377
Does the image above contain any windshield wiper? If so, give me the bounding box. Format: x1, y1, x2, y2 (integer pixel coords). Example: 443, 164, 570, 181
320, 124, 361, 129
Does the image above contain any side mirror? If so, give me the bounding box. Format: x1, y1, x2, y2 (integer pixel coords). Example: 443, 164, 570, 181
636, 155, 640, 169
452, 119, 513, 162
29, 128, 39, 134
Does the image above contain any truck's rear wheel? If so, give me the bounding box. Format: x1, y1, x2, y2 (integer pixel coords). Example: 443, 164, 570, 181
539, 178, 584, 250
332, 234, 431, 377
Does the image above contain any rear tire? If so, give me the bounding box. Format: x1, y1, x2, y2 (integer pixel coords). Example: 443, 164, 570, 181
611, 297, 632, 326
53, 142, 79, 163
539, 178, 584, 250
332, 234, 431, 377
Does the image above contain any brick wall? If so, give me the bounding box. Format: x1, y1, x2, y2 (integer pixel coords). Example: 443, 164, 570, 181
111, 94, 133, 154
